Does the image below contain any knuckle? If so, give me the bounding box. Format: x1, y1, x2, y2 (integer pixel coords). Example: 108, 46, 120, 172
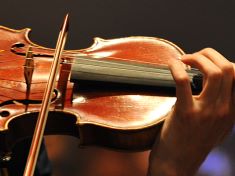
201, 47, 216, 54
188, 104, 215, 118
175, 74, 190, 86
207, 68, 222, 80
221, 63, 234, 75
186, 106, 202, 118
192, 53, 202, 59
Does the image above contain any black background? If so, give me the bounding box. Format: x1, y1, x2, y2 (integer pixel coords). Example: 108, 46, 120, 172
0, 0, 234, 59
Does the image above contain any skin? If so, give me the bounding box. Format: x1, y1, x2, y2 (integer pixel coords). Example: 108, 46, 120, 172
39, 48, 234, 176
44, 48, 235, 176
148, 48, 235, 175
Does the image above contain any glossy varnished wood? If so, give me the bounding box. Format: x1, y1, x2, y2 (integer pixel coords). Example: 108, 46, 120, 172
0, 26, 184, 151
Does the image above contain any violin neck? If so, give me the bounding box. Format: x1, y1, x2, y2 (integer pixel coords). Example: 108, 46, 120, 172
70, 57, 203, 92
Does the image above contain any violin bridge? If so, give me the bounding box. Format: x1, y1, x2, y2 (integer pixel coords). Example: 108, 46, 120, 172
24, 46, 34, 102
54, 60, 71, 109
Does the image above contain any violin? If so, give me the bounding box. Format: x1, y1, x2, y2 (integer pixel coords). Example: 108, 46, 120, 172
0, 19, 202, 166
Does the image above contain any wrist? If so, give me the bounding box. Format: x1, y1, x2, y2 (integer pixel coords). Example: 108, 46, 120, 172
147, 158, 178, 176
147, 142, 208, 176
147, 156, 198, 176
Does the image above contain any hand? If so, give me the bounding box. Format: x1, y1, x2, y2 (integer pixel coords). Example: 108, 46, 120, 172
148, 48, 235, 176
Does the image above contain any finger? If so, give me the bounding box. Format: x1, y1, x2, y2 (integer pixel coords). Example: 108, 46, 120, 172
199, 48, 234, 104
182, 53, 222, 103
168, 59, 193, 107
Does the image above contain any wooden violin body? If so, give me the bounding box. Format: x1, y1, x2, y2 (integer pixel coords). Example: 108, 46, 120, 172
0, 26, 184, 152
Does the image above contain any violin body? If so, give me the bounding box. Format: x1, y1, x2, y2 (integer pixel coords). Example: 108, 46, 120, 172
0, 26, 184, 152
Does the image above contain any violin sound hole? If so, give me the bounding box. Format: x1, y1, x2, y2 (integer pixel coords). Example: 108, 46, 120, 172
0, 110, 10, 117
0, 89, 59, 107
10, 42, 26, 56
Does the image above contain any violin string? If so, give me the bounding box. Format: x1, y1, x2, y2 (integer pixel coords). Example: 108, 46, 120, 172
0, 60, 180, 78
64, 57, 198, 77
17, 45, 183, 66
0, 66, 197, 90
27, 50, 160, 66
26, 46, 87, 54
10, 44, 201, 75
0, 53, 166, 72
0, 57, 197, 81
0, 48, 199, 86
66, 55, 163, 66
0, 64, 195, 83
